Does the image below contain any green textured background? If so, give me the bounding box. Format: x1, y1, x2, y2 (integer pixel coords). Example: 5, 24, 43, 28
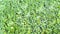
0, 0, 60, 34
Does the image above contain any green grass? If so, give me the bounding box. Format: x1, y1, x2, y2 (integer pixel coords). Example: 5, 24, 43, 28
0, 0, 60, 34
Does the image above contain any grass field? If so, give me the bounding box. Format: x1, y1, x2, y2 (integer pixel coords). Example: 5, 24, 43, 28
0, 0, 60, 34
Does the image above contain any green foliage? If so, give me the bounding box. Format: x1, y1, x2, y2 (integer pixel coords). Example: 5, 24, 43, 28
0, 0, 60, 34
